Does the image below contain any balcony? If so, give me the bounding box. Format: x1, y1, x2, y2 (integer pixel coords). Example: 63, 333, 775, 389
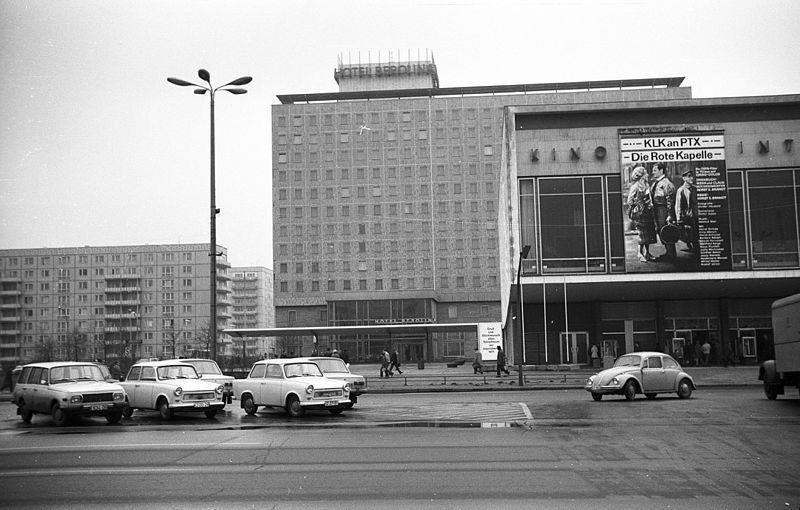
0, 277, 22, 283
104, 299, 141, 306
0, 329, 20, 336
104, 274, 141, 280
104, 286, 142, 293
0, 316, 21, 322
104, 313, 140, 320
0, 290, 22, 296
104, 326, 141, 333
0, 303, 22, 309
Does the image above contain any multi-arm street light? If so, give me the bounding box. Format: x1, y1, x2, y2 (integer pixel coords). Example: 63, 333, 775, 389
167, 69, 252, 362
515, 245, 531, 386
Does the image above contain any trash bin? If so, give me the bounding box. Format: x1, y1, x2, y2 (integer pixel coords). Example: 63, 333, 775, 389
417, 358, 425, 369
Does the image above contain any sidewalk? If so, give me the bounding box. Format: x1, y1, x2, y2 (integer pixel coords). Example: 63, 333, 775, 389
348, 362, 761, 394
0, 363, 761, 401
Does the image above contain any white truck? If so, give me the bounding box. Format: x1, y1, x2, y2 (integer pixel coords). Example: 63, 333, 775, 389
760, 293, 800, 400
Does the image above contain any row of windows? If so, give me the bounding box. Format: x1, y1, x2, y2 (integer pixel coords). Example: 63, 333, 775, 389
16, 278, 198, 293
276, 201, 496, 220
277, 274, 497, 293
277, 255, 498, 275
3, 266, 197, 280
276, 232, 498, 257
276, 107, 496, 128
2, 252, 197, 267
277, 182, 496, 200
277, 126, 495, 145
277, 144, 493, 164
276, 163, 495, 182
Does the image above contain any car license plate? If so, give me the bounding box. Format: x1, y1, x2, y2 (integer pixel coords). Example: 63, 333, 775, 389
89, 404, 107, 411
324, 400, 337, 407
194, 402, 209, 408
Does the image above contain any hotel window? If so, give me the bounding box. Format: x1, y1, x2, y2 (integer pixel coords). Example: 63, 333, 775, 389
342, 280, 351, 290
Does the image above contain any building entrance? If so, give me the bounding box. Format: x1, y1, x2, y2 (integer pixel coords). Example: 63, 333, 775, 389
559, 331, 589, 364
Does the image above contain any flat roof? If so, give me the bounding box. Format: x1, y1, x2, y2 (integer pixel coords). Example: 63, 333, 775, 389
225, 323, 484, 338
277, 77, 685, 104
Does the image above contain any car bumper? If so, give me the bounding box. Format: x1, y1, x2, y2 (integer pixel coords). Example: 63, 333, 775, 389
300, 398, 351, 410
60, 402, 127, 416
169, 402, 226, 413
584, 383, 623, 395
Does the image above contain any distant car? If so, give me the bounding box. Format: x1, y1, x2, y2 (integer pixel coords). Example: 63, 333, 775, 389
12, 362, 126, 426
584, 352, 696, 401
300, 356, 366, 407
119, 360, 225, 420
235, 359, 351, 417
175, 358, 234, 405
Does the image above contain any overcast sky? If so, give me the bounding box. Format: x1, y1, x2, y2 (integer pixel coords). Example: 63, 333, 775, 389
2, 0, 799, 268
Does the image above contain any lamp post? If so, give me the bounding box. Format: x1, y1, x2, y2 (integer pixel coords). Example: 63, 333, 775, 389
515, 245, 531, 386
168, 69, 252, 362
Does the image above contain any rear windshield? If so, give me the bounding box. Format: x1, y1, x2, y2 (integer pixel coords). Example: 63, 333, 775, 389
314, 359, 349, 374
184, 360, 221, 375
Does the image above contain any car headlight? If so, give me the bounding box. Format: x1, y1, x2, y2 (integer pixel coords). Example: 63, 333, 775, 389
113, 392, 124, 401
174, 387, 183, 397
586, 376, 595, 384
305, 385, 314, 395
343, 383, 351, 393
70, 395, 83, 404
216, 385, 224, 395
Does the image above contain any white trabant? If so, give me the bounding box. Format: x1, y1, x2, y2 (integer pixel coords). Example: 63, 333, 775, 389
235, 358, 351, 417
299, 356, 366, 407
174, 358, 235, 405
119, 360, 225, 420
12, 362, 126, 426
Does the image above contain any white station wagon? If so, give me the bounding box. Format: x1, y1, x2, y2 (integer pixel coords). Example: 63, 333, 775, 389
120, 360, 225, 420
12, 362, 126, 426
235, 359, 351, 417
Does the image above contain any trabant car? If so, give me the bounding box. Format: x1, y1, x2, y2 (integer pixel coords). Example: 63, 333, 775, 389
119, 360, 224, 420
174, 358, 234, 405
12, 362, 126, 426
300, 356, 366, 407
585, 351, 696, 401
235, 358, 351, 417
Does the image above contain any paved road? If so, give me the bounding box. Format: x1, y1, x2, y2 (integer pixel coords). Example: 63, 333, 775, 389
0, 387, 797, 509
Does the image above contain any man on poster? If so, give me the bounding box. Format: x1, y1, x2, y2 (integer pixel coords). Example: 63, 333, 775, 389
675, 169, 699, 254
650, 163, 677, 261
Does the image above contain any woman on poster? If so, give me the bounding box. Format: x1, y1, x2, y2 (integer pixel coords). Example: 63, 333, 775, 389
626, 166, 657, 262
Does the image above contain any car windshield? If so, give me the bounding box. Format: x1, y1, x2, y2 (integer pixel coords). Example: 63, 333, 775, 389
314, 359, 349, 374
284, 363, 323, 378
614, 355, 642, 368
185, 360, 221, 375
49, 364, 105, 383
157, 365, 199, 380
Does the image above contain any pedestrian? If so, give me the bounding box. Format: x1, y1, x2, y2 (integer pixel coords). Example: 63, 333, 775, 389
380, 349, 392, 378
110, 361, 122, 380
472, 348, 483, 374
389, 348, 403, 375
701, 340, 711, 365
496, 346, 510, 377
340, 349, 351, 366
590, 344, 599, 367
1, 366, 13, 392
331, 349, 341, 358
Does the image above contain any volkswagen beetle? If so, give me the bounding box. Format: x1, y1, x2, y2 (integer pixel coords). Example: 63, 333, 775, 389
584, 351, 695, 401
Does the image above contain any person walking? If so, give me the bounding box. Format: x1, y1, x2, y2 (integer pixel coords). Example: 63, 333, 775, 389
496, 346, 510, 377
389, 348, 403, 375
380, 349, 392, 378
110, 361, 122, 381
701, 340, 712, 365
472, 348, 483, 374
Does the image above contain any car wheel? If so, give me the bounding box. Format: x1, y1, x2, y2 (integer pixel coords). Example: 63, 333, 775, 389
105, 412, 123, 424
677, 379, 693, 399
122, 403, 134, 418
764, 384, 779, 400
623, 381, 637, 401
20, 405, 33, 423
645, 393, 657, 400
242, 395, 258, 416
286, 395, 305, 418
204, 409, 217, 419
329, 407, 344, 415
158, 398, 173, 420
591, 392, 602, 401
51, 403, 68, 427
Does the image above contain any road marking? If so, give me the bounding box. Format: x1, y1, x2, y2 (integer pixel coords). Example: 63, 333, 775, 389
519, 402, 533, 419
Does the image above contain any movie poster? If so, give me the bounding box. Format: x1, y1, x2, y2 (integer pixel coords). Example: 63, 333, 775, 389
620, 130, 731, 273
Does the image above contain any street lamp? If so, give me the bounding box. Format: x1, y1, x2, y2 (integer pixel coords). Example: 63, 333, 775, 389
515, 245, 531, 386
167, 69, 252, 362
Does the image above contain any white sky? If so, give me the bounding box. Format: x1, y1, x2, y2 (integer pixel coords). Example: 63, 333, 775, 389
1, 0, 799, 268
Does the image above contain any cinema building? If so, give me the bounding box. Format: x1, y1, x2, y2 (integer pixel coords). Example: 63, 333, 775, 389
267, 53, 799, 364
